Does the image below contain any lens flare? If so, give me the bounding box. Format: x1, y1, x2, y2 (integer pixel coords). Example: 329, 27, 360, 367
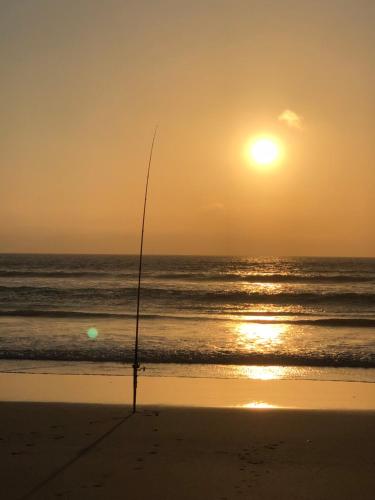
87, 327, 98, 340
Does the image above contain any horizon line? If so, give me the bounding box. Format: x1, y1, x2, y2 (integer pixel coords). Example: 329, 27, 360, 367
1, 251, 375, 259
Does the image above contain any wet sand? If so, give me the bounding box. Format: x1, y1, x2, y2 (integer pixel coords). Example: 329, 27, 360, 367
2, 372, 375, 409
1, 402, 375, 499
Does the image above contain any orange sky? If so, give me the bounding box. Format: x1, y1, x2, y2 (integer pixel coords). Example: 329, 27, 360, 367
1, 0, 374, 256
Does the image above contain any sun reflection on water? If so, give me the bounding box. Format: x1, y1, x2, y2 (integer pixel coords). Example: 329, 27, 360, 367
242, 401, 278, 409
231, 317, 295, 380
235, 318, 287, 351
234, 365, 290, 380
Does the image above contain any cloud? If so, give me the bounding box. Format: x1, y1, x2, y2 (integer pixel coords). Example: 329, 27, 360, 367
278, 109, 303, 130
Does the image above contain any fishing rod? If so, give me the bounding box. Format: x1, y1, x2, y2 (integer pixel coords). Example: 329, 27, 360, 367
132, 126, 158, 413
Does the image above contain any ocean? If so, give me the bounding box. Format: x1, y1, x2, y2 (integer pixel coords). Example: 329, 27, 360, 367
0, 253, 375, 382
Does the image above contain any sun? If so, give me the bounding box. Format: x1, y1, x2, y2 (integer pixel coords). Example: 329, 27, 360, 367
248, 137, 281, 166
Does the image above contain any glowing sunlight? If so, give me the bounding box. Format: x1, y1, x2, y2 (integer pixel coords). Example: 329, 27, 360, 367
236, 320, 287, 350
242, 401, 278, 409
247, 136, 282, 167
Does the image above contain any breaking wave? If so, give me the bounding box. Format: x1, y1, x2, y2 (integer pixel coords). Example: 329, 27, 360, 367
1, 348, 374, 368
1, 309, 375, 327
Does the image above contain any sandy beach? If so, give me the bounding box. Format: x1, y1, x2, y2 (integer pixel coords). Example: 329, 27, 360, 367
1, 374, 375, 499
1, 403, 375, 499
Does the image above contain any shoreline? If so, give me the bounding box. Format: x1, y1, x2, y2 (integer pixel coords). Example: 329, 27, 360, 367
1, 372, 375, 410
2, 359, 375, 383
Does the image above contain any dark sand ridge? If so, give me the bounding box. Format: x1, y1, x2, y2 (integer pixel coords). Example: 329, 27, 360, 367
1, 402, 375, 500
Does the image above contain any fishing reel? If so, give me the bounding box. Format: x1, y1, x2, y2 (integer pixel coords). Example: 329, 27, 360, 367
132, 363, 146, 372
